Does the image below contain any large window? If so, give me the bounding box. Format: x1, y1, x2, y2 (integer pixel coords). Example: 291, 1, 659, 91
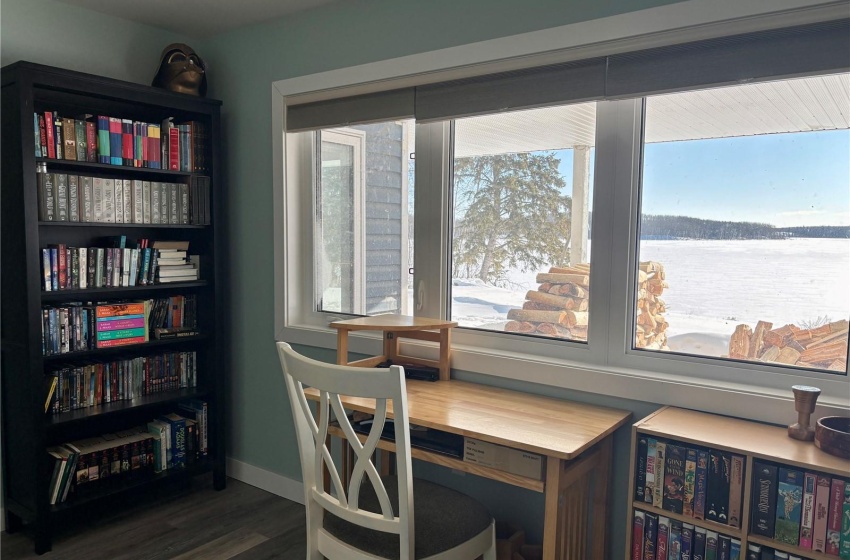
450, 104, 596, 341
315, 121, 415, 316
636, 75, 850, 374
278, 14, 850, 417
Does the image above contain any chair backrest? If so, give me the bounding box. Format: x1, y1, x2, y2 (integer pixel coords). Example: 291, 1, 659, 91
276, 342, 415, 560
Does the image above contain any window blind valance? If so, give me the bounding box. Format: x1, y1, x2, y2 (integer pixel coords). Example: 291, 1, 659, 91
284, 18, 850, 132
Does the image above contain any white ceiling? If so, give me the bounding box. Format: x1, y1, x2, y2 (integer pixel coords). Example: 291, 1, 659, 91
53, 0, 341, 38
455, 73, 850, 157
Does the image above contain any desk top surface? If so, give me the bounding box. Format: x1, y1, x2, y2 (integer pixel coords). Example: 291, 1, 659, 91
329, 315, 458, 332
304, 379, 631, 460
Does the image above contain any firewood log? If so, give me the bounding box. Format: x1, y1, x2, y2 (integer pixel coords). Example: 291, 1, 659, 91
646, 279, 668, 296
504, 321, 536, 333
538, 282, 553, 293
507, 309, 567, 325
729, 324, 752, 360
792, 324, 833, 342
807, 328, 849, 348
637, 311, 657, 330
775, 346, 802, 364
799, 340, 848, 364
828, 319, 849, 332
748, 320, 773, 359
564, 311, 588, 328
535, 273, 589, 286
759, 346, 781, 363
828, 359, 847, 372
549, 266, 590, 276
526, 290, 578, 310
536, 323, 572, 338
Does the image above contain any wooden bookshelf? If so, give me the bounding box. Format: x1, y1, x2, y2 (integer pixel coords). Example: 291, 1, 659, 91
625, 407, 850, 558
1, 61, 226, 554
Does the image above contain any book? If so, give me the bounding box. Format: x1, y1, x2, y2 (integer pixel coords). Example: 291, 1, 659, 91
114, 177, 124, 223
728, 455, 744, 527
644, 512, 658, 560
707, 450, 730, 524
109, 117, 122, 165
775, 467, 804, 545
800, 472, 817, 549
37, 172, 56, 221
841, 481, 850, 558
75, 119, 86, 161
646, 438, 657, 504
705, 531, 718, 560
68, 174, 79, 221
34, 113, 43, 157
86, 120, 97, 162
684, 448, 697, 518
663, 444, 686, 514
80, 175, 93, 222
97, 115, 110, 163
655, 441, 667, 508
693, 527, 706, 560
682, 523, 693, 560
132, 179, 144, 223
828, 478, 846, 555
730, 539, 740, 560
103, 178, 115, 223
751, 461, 779, 537
54, 113, 63, 159
142, 181, 152, 223
717, 535, 731, 560
669, 520, 682, 560
633, 510, 646, 560
658, 516, 670, 560
159, 413, 186, 468
62, 117, 76, 160
56, 173, 69, 221
746, 545, 760, 560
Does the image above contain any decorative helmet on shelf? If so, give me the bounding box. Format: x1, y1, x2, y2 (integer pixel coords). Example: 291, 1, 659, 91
151, 43, 207, 97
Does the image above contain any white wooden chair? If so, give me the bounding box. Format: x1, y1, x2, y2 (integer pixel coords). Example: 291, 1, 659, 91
277, 341, 497, 560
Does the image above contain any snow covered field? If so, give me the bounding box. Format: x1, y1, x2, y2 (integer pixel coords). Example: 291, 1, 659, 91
450, 238, 850, 357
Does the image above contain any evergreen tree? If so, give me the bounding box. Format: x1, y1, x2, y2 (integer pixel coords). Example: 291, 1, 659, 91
453, 152, 571, 286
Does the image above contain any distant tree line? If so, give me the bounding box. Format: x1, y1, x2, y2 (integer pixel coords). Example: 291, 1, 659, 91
640, 215, 850, 240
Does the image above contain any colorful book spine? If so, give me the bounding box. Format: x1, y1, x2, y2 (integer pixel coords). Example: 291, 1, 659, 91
730, 539, 740, 560
646, 438, 657, 504
96, 302, 146, 318
75, 119, 86, 161
96, 317, 146, 331
633, 511, 646, 560
644, 512, 658, 560
705, 531, 718, 560
122, 118, 133, 165
827, 478, 846, 555
728, 455, 744, 528
86, 121, 97, 162
34, 113, 42, 157
658, 516, 670, 560
684, 448, 697, 518
636, 436, 648, 502
800, 472, 817, 549
664, 444, 686, 514
96, 336, 146, 348
717, 535, 731, 560
45, 111, 56, 158
693, 527, 706, 560
669, 520, 682, 560
841, 481, 850, 559
682, 523, 694, 560
751, 461, 778, 537
655, 441, 667, 508
109, 117, 122, 165
775, 467, 804, 545
97, 116, 110, 163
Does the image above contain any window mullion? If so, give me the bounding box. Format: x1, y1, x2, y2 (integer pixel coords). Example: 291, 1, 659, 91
413, 121, 452, 320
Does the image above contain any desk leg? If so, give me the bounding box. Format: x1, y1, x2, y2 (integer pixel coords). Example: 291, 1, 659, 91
337, 330, 349, 365
543, 458, 564, 559
590, 436, 613, 560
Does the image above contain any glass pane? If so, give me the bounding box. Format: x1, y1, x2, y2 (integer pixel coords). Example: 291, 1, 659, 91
450, 103, 597, 341
316, 120, 415, 316
637, 73, 849, 375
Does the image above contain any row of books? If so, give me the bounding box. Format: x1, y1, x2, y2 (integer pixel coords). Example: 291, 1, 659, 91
47, 401, 208, 505
635, 436, 746, 528
747, 543, 825, 560
751, 460, 850, 554
34, 111, 209, 172
632, 510, 741, 560
44, 351, 198, 414
41, 240, 199, 291
41, 296, 197, 355
36, 169, 211, 225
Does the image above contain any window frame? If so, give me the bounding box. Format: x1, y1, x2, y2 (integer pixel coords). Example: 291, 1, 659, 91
273, 0, 850, 425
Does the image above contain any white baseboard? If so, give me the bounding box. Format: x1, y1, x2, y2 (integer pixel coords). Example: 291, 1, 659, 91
226, 457, 304, 505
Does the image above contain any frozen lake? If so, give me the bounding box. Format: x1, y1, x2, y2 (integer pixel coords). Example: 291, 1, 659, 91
451, 238, 850, 354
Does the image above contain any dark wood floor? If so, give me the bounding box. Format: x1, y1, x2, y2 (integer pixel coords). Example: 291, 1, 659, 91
1, 476, 307, 559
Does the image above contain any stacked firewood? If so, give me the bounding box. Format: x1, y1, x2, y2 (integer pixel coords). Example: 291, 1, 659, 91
729, 319, 848, 371
504, 264, 590, 340
635, 261, 670, 350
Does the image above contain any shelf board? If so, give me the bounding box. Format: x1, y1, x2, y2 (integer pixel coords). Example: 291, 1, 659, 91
51, 458, 213, 513
47, 388, 207, 427
746, 534, 834, 560
38, 221, 207, 229
42, 281, 208, 301
631, 501, 742, 538
36, 157, 199, 178
42, 335, 207, 362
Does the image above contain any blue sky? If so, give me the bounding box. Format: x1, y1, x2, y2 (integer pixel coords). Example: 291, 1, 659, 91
556, 129, 850, 227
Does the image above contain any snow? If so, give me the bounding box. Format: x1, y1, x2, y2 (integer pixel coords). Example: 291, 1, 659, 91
448, 238, 850, 357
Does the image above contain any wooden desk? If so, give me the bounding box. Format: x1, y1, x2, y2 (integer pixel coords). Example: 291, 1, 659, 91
330, 315, 457, 380
305, 379, 631, 559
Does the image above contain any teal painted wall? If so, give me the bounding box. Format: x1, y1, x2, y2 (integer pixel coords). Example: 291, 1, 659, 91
198, 0, 691, 552
1, 0, 190, 83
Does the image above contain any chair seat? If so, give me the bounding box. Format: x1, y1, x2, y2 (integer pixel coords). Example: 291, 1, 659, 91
324, 476, 492, 559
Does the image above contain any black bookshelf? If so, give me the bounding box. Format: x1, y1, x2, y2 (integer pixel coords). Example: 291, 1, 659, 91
1, 61, 226, 554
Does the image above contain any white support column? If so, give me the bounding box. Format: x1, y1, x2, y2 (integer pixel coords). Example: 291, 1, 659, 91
571, 145, 591, 265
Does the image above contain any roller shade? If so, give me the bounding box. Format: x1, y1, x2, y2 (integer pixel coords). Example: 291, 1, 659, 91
606, 19, 850, 99
286, 87, 414, 132
284, 19, 849, 131
415, 57, 607, 123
